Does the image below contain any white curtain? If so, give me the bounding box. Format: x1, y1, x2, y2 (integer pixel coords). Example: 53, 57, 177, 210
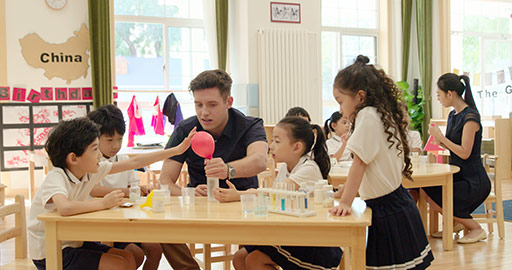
202, 0, 218, 69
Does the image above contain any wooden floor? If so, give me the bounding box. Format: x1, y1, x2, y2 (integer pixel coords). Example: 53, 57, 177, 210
3, 179, 512, 269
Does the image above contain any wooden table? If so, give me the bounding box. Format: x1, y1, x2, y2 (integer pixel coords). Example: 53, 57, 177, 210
329, 163, 460, 251
39, 197, 371, 270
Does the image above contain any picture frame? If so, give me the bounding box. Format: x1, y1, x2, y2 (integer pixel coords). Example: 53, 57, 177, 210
270, 2, 301, 24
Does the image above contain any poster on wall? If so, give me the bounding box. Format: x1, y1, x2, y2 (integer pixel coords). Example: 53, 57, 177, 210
62, 104, 87, 120
3, 129, 30, 147
3, 150, 30, 169
2, 106, 30, 124
270, 2, 301, 23
19, 24, 90, 85
33, 106, 59, 124
34, 127, 52, 146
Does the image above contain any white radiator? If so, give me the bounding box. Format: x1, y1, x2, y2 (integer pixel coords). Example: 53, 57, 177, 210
257, 28, 321, 124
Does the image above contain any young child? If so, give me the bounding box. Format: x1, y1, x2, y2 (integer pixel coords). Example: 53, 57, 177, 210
329, 55, 433, 269
28, 117, 195, 270
324, 111, 352, 161
232, 117, 342, 270
285, 106, 311, 122
87, 104, 162, 270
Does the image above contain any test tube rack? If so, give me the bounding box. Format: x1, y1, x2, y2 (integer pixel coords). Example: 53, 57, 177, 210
258, 188, 316, 217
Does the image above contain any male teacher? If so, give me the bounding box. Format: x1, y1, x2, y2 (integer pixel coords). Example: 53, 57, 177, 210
159, 69, 268, 269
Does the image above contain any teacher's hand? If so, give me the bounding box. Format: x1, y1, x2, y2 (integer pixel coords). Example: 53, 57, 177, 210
204, 158, 229, 179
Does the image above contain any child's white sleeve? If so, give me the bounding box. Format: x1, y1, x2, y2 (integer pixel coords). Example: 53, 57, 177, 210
326, 138, 338, 156
40, 175, 68, 210
346, 108, 381, 164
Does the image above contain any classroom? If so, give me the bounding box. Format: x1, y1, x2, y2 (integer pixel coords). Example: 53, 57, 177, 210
1, 0, 512, 269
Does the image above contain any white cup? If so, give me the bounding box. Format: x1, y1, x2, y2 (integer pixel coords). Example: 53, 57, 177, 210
129, 186, 140, 202
241, 194, 256, 215
182, 187, 195, 205
207, 177, 219, 201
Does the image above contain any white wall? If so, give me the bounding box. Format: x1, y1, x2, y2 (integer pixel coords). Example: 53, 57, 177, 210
2, 0, 90, 192
5, 0, 91, 89
228, 0, 322, 121
246, 0, 321, 84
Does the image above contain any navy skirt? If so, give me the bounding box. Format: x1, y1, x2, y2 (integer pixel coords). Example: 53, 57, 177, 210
244, 245, 342, 270
365, 186, 434, 270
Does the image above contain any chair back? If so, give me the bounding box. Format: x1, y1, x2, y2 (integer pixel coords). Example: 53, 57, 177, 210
0, 194, 27, 259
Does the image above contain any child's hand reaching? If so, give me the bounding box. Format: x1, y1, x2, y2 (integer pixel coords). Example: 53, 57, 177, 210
329, 202, 352, 216
175, 127, 197, 155
102, 190, 124, 209
213, 180, 240, 202
340, 133, 349, 144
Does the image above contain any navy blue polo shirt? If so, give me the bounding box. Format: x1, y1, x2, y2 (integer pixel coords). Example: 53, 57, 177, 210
165, 108, 267, 190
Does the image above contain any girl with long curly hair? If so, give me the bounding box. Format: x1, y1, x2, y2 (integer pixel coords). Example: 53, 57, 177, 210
329, 55, 433, 269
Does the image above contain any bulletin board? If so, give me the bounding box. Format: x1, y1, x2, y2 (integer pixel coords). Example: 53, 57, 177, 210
0, 102, 92, 171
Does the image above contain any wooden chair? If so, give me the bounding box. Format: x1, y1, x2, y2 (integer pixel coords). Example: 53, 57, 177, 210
472, 154, 505, 239
188, 243, 233, 270
0, 194, 27, 259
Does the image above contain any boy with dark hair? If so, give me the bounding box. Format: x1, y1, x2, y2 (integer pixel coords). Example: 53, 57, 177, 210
87, 104, 162, 270
28, 117, 195, 270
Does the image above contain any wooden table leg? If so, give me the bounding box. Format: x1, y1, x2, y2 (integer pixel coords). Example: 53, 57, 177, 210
45, 221, 62, 270
351, 227, 366, 270
29, 160, 35, 200
418, 194, 428, 233
442, 175, 454, 250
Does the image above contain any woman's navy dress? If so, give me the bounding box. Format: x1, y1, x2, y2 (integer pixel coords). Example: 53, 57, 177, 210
424, 107, 491, 219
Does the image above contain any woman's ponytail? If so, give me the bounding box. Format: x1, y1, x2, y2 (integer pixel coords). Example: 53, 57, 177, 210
460, 75, 477, 111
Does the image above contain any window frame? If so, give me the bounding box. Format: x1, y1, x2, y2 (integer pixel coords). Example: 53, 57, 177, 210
320, 1, 380, 115
114, 14, 205, 91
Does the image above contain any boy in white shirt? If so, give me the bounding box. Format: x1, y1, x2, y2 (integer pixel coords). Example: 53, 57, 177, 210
87, 104, 161, 269
28, 117, 195, 270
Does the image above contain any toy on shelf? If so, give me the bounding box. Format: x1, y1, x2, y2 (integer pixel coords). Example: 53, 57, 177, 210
258, 184, 316, 217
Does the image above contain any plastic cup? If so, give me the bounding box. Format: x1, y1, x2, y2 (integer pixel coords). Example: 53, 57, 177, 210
254, 195, 268, 216
182, 187, 195, 205
129, 186, 140, 202
241, 194, 256, 215
207, 177, 219, 201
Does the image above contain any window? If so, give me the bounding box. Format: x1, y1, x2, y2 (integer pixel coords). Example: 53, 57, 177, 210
321, 0, 378, 120
114, 0, 210, 143
450, 0, 512, 117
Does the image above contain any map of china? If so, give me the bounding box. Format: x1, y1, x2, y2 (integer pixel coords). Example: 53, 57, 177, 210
19, 24, 90, 84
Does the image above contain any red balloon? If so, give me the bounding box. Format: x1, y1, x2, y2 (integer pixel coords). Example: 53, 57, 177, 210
191, 131, 215, 159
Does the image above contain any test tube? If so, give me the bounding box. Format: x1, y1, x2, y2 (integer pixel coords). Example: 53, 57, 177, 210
280, 191, 286, 211
299, 193, 306, 213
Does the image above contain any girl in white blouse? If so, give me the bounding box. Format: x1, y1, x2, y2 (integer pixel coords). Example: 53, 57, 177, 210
233, 117, 342, 270
324, 111, 352, 161
329, 55, 433, 270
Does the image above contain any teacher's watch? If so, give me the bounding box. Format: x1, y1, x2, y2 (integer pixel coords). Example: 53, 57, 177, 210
227, 163, 236, 179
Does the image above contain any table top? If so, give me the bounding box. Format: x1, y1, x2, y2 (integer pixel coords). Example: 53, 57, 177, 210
38, 197, 371, 227
329, 162, 460, 182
